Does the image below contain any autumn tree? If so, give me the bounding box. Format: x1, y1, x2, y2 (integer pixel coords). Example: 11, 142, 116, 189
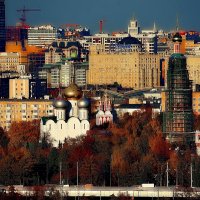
0, 127, 9, 157
8, 120, 40, 150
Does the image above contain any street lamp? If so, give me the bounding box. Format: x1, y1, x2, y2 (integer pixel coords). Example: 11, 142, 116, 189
166, 162, 169, 187
190, 163, 193, 188
77, 161, 79, 187
60, 161, 62, 185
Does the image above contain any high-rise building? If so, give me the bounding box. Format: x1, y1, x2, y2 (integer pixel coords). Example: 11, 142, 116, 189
28, 25, 58, 48
28, 52, 45, 78
0, 0, 5, 52
163, 33, 194, 144
88, 41, 161, 89
39, 60, 88, 88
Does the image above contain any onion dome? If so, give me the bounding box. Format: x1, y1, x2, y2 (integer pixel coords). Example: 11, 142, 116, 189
59, 41, 66, 48
172, 32, 182, 43
53, 95, 68, 109
51, 41, 58, 48
78, 97, 90, 108
64, 83, 82, 99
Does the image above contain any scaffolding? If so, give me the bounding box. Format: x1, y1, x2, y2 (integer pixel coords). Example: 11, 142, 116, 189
164, 53, 194, 143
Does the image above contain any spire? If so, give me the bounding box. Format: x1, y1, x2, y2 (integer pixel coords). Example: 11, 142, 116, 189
153, 21, 156, 33
58, 84, 62, 98
176, 15, 179, 31
132, 13, 135, 21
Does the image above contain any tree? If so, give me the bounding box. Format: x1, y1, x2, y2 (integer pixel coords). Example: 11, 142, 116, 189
149, 132, 170, 161
8, 120, 40, 151
0, 127, 9, 157
79, 154, 100, 184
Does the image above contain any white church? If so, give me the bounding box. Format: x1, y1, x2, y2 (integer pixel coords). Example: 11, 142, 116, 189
40, 83, 90, 147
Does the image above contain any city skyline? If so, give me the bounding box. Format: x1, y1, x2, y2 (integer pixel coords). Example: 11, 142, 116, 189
6, 0, 200, 33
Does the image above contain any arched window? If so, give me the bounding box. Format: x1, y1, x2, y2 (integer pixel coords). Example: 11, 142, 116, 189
61, 124, 62, 129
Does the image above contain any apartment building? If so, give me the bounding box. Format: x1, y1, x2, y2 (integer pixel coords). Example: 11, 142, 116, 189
0, 52, 20, 72
0, 99, 53, 130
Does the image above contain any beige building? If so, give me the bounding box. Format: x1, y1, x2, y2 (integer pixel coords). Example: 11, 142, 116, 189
0, 99, 53, 130
0, 52, 20, 72
88, 45, 161, 89
186, 56, 200, 86
9, 79, 29, 99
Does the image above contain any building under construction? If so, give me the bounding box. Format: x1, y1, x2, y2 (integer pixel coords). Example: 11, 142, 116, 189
163, 33, 194, 144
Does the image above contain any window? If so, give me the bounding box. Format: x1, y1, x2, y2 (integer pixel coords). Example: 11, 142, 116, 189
61, 124, 62, 129
74, 124, 75, 129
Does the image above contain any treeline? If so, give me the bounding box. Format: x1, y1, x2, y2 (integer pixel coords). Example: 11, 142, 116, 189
0, 108, 200, 187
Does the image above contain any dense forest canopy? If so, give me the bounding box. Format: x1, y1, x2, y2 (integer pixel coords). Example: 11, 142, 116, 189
0, 109, 200, 188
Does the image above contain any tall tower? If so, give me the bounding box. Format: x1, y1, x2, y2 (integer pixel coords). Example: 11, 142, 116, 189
0, 0, 5, 52
164, 32, 194, 144
128, 17, 140, 36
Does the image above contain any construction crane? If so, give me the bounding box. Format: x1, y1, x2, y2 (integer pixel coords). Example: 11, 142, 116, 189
17, 6, 40, 28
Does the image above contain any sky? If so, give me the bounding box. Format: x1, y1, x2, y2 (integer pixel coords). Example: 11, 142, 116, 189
5, 0, 200, 34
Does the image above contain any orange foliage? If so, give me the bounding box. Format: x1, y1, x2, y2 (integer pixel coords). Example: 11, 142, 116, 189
149, 119, 162, 133
111, 147, 129, 175
110, 124, 127, 146
149, 132, 170, 160
169, 151, 178, 170
8, 120, 40, 150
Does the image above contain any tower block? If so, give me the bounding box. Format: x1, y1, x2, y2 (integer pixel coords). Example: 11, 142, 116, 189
164, 32, 194, 144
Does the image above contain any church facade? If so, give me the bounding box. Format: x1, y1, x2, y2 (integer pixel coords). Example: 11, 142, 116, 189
40, 83, 90, 146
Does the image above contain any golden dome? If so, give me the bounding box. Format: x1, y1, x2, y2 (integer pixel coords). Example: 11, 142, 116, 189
63, 83, 82, 99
